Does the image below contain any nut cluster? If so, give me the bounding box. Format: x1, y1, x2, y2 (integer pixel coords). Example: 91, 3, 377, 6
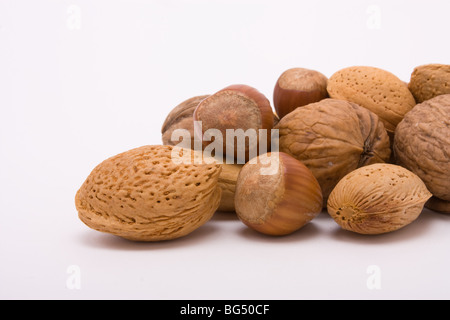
76, 63, 449, 241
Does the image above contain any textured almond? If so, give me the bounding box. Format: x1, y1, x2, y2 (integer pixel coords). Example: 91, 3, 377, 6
394, 94, 450, 201
275, 98, 391, 205
327, 164, 432, 235
217, 163, 243, 212
327, 66, 416, 133
75, 145, 222, 241
161, 95, 209, 148
408, 64, 450, 103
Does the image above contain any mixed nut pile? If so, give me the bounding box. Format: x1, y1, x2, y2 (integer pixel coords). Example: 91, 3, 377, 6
75, 64, 450, 241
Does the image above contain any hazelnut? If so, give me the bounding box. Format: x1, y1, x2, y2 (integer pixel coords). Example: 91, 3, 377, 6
234, 152, 323, 236
273, 68, 328, 119
193, 84, 274, 162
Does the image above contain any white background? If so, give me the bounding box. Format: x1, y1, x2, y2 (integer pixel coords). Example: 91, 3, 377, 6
1, 0, 449, 300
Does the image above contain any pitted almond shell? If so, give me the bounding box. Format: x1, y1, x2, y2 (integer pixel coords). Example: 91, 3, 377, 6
75, 145, 222, 241
327, 66, 416, 133
327, 164, 432, 235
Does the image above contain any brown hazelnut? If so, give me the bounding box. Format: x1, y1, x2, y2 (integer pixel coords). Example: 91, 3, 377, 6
234, 152, 323, 236
273, 68, 328, 119
193, 84, 274, 162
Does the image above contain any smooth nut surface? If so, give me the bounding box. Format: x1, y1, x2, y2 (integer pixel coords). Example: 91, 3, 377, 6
75, 145, 222, 241
217, 163, 243, 212
275, 98, 391, 205
161, 95, 209, 148
327, 164, 432, 235
193, 84, 274, 162
273, 68, 328, 119
394, 94, 450, 201
235, 152, 323, 236
327, 66, 416, 133
408, 64, 450, 103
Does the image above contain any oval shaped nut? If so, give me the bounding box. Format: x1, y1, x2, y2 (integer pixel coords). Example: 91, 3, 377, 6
235, 152, 323, 236
394, 94, 450, 201
327, 66, 416, 133
327, 164, 432, 235
217, 163, 243, 212
408, 64, 450, 103
161, 95, 209, 148
75, 145, 222, 241
275, 98, 391, 206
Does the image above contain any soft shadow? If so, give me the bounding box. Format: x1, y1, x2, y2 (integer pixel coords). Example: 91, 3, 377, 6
77, 223, 220, 251
236, 221, 322, 243
329, 208, 448, 245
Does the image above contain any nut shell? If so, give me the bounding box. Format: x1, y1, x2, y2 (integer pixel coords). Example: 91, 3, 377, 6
273, 68, 328, 119
217, 163, 243, 212
394, 94, 450, 201
408, 64, 450, 103
327, 66, 416, 133
161, 95, 209, 148
75, 145, 222, 241
275, 98, 391, 205
327, 164, 432, 235
193, 84, 274, 162
235, 152, 323, 236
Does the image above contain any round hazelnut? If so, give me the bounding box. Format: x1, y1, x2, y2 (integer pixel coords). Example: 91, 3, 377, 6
273, 68, 328, 119
234, 152, 323, 236
193, 84, 274, 163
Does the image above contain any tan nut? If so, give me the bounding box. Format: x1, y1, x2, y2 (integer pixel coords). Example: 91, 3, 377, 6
75, 145, 222, 241
327, 164, 432, 235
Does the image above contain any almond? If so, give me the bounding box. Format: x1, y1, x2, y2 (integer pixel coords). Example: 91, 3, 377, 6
327, 164, 432, 235
75, 145, 222, 241
327, 66, 416, 134
408, 64, 450, 103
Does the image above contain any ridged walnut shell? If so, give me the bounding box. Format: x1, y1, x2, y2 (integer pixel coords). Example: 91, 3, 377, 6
327, 164, 432, 235
235, 152, 323, 236
75, 145, 222, 241
394, 94, 450, 201
275, 98, 391, 205
408, 64, 450, 103
327, 66, 416, 134
161, 95, 209, 148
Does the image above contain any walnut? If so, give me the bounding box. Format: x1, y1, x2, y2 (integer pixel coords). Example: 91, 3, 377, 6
274, 99, 391, 205
161, 95, 209, 148
394, 94, 450, 202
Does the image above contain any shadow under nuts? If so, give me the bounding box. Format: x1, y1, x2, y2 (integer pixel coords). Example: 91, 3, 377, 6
327, 164, 432, 235
234, 152, 323, 236
75, 145, 222, 241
